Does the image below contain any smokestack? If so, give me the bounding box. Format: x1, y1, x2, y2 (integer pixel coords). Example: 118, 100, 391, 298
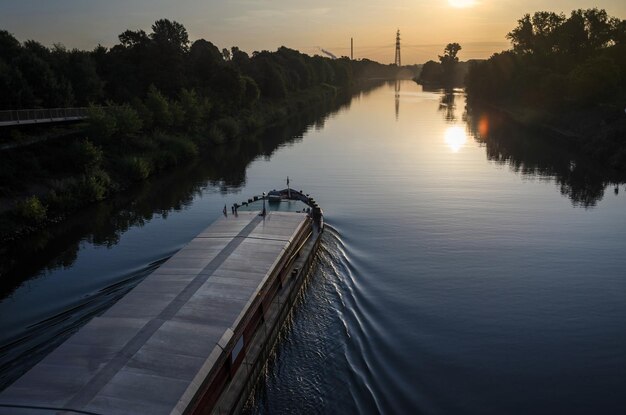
319, 48, 337, 59
351, 37, 353, 60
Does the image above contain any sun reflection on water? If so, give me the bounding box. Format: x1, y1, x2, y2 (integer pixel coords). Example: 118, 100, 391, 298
444, 126, 467, 152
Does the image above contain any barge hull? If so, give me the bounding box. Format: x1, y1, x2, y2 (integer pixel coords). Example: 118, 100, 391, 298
0, 210, 321, 415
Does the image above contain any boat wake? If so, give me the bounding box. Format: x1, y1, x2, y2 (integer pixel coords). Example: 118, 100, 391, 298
243, 224, 385, 414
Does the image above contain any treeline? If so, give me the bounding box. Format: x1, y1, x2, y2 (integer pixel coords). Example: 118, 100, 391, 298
465, 8, 626, 170
0, 19, 398, 241
0, 19, 398, 111
417, 61, 471, 88
466, 9, 626, 108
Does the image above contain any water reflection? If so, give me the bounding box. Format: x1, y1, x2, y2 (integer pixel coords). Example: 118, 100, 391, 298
0, 87, 371, 295
0, 82, 386, 390
439, 90, 457, 122
444, 126, 467, 152
464, 104, 625, 207
395, 80, 400, 120
2, 80, 625, 405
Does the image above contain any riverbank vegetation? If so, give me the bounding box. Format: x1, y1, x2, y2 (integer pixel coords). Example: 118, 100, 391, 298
0, 93, 358, 293
465, 8, 626, 170
415, 43, 473, 88
0, 19, 400, 241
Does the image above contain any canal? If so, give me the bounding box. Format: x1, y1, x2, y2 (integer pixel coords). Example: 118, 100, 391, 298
1, 81, 625, 414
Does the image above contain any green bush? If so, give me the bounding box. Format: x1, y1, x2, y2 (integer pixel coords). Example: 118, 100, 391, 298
15, 196, 47, 223
126, 134, 157, 152
131, 97, 153, 130
199, 97, 213, 123
170, 101, 185, 129
75, 169, 111, 202
111, 104, 143, 136
242, 76, 260, 105
119, 156, 151, 181
70, 139, 103, 172
244, 113, 263, 131
179, 89, 202, 130
215, 117, 241, 140
207, 125, 226, 144
86, 105, 116, 140
145, 85, 172, 129
154, 133, 198, 163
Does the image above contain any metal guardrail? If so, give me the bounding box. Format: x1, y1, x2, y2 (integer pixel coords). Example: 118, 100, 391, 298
0, 107, 91, 127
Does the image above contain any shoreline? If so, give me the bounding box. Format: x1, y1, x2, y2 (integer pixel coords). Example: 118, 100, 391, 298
0, 80, 388, 244
467, 98, 626, 174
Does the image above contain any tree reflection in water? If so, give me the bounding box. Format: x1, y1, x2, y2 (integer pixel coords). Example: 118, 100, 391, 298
464, 100, 625, 208
439, 89, 457, 122
0, 83, 380, 299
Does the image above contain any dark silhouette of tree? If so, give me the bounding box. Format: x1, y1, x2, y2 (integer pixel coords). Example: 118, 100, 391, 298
222, 48, 231, 61
416, 60, 442, 85
439, 43, 462, 87
150, 19, 189, 53
466, 8, 626, 171
415, 43, 464, 87
230, 47, 250, 68
147, 19, 190, 96
440, 43, 461, 62
0, 19, 400, 111
0, 30, 22, 61
118, 30, 149, 48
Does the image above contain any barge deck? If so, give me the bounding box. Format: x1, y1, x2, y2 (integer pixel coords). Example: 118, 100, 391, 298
0, 200, 322, 415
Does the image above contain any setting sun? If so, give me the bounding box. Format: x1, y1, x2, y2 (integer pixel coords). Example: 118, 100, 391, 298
448, 0, 477, 8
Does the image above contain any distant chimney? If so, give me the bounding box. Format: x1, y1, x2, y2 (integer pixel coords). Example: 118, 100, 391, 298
351, 37, 354, 60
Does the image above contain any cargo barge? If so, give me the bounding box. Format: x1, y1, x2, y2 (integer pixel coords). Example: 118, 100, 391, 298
0, 188, 323, 415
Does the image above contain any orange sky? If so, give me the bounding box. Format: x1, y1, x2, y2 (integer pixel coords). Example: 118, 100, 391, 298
1, 0, 625, 64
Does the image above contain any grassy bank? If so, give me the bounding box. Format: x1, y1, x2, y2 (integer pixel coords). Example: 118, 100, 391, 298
0, 82, 350, 242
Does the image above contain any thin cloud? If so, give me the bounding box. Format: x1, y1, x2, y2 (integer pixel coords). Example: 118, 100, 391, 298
224, 7, 331, 24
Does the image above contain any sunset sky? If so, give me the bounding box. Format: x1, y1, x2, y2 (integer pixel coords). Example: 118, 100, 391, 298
1, 0, 625, 64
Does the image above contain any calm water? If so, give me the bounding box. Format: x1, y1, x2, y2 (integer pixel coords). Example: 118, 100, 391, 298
1, 81, 625, 414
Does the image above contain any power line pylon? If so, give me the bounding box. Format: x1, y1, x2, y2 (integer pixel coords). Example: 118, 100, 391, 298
394, 29, 401, 67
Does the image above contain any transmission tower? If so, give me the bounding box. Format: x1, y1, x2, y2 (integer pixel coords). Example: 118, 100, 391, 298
394, 29, 401, 66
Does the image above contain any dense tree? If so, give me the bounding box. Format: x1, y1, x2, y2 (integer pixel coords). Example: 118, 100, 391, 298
415, 44, 465, 87
0, 20, 399, 111
230, 47, 249, 68
145, 85, 172, 129
506, 8, 622, 58
188, 39, 223, 96
0, 30, 21, 61
150, 19, 189, 53
118, 30, 149, 48
439, 43, 462, 86
147, 19, 190, 96
440, 43, 462, 62
466, 6, 626, 152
